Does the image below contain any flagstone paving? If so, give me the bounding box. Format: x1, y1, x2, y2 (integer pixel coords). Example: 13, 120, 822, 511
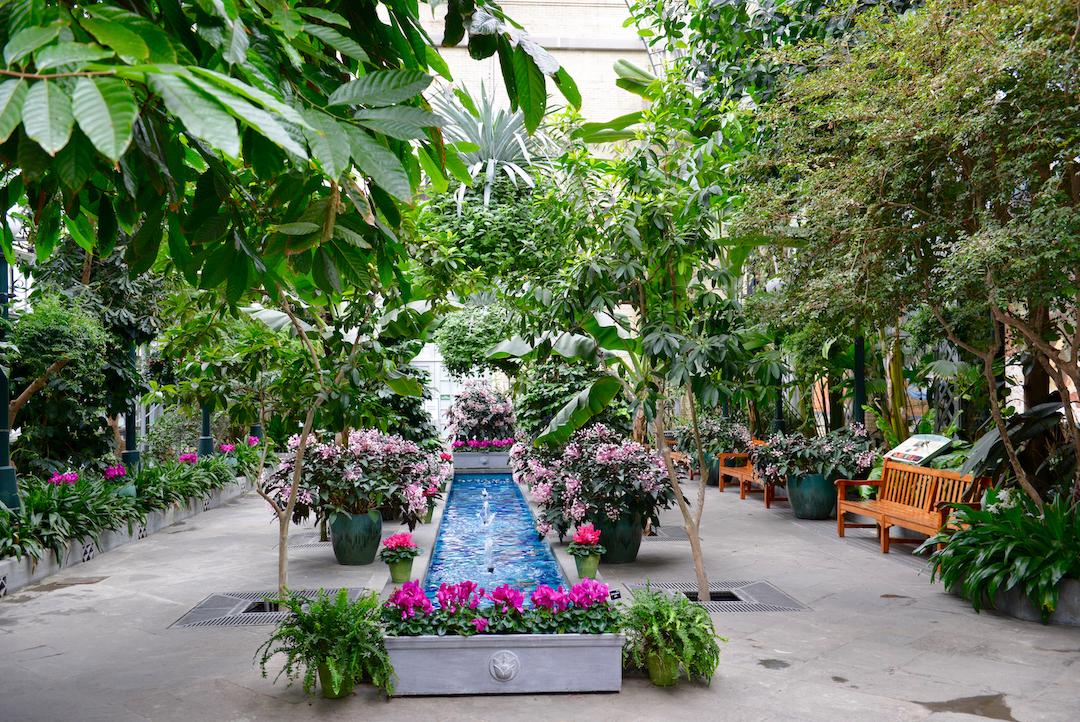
1, 483, 1077, 722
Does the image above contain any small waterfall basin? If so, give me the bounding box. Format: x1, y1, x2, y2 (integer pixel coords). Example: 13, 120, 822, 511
423, 473, 566, 602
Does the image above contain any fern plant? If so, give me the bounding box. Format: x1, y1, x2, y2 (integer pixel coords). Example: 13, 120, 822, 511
622, 585, 725, 683
255, 589, 394, 697
919, 488, 1080, 622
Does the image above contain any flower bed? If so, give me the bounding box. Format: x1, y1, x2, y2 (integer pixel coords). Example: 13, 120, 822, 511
382, 579, 622, 695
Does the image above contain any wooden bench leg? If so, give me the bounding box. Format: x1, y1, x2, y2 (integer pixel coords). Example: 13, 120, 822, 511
880, 524, 891, 554
740, 478, 747, 500
837, 509, 845, 537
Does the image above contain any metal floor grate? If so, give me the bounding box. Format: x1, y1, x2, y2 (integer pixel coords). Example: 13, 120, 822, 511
171, 588, 364, 628
626, 580, 806, 613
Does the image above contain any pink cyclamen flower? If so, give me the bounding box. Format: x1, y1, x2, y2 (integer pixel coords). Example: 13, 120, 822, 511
471, 617, 489, 633
247, 435, 260, 446
104, 465, 126, 480
48, 471, 79, 485
531, 584, 570, 613
382, 532, 417, 550
489, 584, 525, 614
178, 453, 198, 464
386, 581, 434, 619
573, 523, 602, 546
219, 443, 236, 453
568, 579, 610, 609
440, 452, 453, 461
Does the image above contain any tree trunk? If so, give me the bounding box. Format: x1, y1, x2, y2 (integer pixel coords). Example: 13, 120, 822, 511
653, 410, 711, 602
9, 358, 71, 426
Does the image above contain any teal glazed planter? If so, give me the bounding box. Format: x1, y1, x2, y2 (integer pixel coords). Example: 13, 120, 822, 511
703, 452, 721, 486
592, 511, 643, 564
787, 473, 835, 520
329, 510, 382, 565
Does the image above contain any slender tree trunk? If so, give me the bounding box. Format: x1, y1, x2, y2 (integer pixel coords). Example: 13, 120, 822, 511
653, 408, 710, 602
686, 389, 710, 516
9, 358, 71, 426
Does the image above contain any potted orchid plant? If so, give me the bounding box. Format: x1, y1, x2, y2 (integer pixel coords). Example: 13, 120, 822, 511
567, 522, 605, 579
379, 532, 422, 583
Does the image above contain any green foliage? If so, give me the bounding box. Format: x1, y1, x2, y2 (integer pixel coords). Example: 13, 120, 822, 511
256, 589, 394, 697
621, 585, 725, 683
0, 474, 141, 563
921, 489, 1080, 622
0, 0, 576, 308
432, 304, 514, 379
9, 294, 110, 474
514, 358, 631, 439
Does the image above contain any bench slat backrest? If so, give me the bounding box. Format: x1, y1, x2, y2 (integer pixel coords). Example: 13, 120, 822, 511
879, 459, 986, 510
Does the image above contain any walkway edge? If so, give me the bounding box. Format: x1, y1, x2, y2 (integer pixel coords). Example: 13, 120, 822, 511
0, 477, 253, 598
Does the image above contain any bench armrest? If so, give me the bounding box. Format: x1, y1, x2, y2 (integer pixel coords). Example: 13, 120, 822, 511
835, 478, 880, 488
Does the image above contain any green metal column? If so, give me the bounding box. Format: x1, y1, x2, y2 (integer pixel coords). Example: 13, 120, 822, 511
197, 404, 214, 457
0, 255, 17, 510
853, 336, 866, 426
121, 345, 141, 471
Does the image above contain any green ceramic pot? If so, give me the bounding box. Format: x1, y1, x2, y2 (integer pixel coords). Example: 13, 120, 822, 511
574, 553, 600, 579
646, 651, 680, 687
423, 505, 434, 524
592, 511, 643, 564
329, 510, 382, 565
703, 452, 721, 486
388, 557, 414, 584
317, 664, 355, 699
787, 473, 836, 520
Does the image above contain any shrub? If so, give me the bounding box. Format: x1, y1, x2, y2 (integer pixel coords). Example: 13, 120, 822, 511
921, 488, 1080, 622
445, 381, 516, 441
432, 304, 514, 379
514, 358, 631, 439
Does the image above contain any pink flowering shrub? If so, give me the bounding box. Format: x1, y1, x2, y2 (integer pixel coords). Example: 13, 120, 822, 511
265, 429, 452, 528
219, 443, 236, 453
378, 532, 422, 564
445, 381, 516, 445
751, 424, 877, 486
178, 452, 198, 465
510, 424, 675, 539
247, 435, 260, 446
382, 579, 621, 636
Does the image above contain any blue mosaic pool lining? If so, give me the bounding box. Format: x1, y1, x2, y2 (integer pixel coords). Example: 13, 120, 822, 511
423, 473, 567, 604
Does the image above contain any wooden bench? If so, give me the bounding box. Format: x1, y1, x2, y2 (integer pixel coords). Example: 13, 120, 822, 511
718, 439, 788, 506
835, 458, 989, 553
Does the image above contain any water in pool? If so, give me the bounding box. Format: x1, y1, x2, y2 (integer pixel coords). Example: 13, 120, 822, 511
423, 473, 566, 602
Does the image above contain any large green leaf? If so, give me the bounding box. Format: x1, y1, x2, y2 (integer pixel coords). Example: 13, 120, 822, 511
22, 80, 73, 155
354, 105, 442, 141
302, 110, 350, 180
35, 41, 113, 71
187, 75, 306, 158
553, 67, 580, 109
79, 17, 148, 61
345, 126, 411, 201
304, 23, 369, 61
535, 376, 623, 446
0, 79, 28, 143
511, 45, 546, 133
188, 68, 307, 127
149, 73, 241, 157
72, 77, 136, 162
581, 311, 640, 354
3, 22, 61, 65
328, 70, 432, 107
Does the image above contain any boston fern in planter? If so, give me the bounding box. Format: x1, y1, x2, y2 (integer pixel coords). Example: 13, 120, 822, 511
255, 589, 394, 699
622, 585, 725, 687
919, 488, 1080, 622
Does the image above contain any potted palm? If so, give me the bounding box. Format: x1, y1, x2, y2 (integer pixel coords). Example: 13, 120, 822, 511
255, 589, 394, 699
379, 532, 423, 583
567, 522, 606, 579
622, 585, 725, 687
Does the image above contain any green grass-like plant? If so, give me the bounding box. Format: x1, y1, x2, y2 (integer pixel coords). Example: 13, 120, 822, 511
622, 585, 725, 683
255, 589, 394, 697
920, 488, 1080, 622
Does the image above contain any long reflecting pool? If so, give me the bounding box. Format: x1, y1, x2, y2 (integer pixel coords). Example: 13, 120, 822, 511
423, 473, 566, 602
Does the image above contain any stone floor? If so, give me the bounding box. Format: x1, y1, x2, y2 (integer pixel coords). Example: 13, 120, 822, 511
1, 479, 1078, 722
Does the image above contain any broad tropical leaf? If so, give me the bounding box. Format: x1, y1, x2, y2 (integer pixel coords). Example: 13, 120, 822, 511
72, 77, 136, 162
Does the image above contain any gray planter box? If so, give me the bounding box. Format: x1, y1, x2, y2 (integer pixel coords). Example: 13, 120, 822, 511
995, 578, 1080, 626
0, 477, 252, 599
385, 633, 623, 695
453, 451, 510, 473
